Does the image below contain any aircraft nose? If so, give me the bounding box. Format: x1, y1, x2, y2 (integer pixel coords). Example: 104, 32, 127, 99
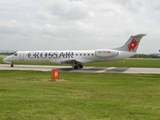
3, 56, 12, 63
3, 57, 7, 63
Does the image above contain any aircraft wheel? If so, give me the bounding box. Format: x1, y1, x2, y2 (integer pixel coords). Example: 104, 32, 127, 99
11, 62, 14, 67
78, 64, 83, 69
74, 66, 78, 69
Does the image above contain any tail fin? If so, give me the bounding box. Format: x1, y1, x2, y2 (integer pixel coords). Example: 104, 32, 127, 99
116, 34, 146, 52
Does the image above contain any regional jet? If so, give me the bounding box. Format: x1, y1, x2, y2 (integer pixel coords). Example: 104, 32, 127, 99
3, 34, 146, 69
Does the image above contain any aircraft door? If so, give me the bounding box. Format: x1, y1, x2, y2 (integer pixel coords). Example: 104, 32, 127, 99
19, 52, 24, 61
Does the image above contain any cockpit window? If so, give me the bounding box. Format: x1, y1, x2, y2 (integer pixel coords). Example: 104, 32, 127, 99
14, 53, 18, 56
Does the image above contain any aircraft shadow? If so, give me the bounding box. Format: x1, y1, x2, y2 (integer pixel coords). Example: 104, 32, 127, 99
56, 67, 130, 73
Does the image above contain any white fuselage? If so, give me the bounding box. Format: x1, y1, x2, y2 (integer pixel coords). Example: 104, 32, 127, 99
3, 49, 135, 64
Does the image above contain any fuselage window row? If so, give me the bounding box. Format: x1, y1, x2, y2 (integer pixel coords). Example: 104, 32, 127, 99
74, 53, 94, 56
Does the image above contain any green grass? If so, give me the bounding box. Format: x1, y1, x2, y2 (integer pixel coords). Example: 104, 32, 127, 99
0, 71, 160, 120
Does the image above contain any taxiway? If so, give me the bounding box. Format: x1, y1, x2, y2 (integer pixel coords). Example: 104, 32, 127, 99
0, 64, 160, 74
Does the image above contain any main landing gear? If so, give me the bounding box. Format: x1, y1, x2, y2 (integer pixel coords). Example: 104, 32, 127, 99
10, 62, 14, 67
73, 63, 83, 69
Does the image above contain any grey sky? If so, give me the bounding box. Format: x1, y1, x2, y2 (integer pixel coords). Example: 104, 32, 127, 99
0, 0, 160, 53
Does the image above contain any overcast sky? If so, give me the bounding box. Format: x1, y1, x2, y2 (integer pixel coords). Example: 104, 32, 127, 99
0, 0, 160, 53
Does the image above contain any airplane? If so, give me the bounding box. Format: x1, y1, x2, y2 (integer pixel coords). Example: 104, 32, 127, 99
3, 34, 146, 69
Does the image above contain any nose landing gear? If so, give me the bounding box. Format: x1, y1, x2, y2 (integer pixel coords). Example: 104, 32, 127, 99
11, 62, 14, 67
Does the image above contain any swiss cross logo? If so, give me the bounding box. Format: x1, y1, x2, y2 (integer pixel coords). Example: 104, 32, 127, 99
128, 39, 138, 51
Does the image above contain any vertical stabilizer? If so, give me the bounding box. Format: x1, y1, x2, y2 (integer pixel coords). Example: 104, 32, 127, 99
116, 34, 146, 52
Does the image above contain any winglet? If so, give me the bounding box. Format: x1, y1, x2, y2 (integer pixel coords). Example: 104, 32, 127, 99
116, 34, 146, 52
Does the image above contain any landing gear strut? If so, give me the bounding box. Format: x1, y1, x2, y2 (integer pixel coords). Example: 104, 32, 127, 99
11, 62, 14, 67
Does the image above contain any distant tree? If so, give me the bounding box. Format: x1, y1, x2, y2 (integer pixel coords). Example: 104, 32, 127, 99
0, 52, 13, 55
130, 54, 160, 58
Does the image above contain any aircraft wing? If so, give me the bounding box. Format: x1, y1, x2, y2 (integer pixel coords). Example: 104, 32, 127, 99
61, 59, 82, 64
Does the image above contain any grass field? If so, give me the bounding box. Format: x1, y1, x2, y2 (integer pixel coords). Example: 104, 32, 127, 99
0, 71, 160, 120
1, 55, 160, 68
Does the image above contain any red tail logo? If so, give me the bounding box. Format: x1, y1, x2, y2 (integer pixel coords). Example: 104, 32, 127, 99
128, 39, 138, 51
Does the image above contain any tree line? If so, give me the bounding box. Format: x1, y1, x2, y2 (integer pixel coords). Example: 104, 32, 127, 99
131, 54, 160, 58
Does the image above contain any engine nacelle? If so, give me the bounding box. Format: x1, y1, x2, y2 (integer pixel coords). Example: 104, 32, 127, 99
95, 49, 119, 58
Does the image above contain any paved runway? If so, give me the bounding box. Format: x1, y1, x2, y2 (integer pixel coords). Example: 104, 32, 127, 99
0, 64, 160, 74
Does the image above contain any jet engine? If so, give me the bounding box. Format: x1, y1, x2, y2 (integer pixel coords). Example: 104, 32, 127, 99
95, 49, 119, 57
